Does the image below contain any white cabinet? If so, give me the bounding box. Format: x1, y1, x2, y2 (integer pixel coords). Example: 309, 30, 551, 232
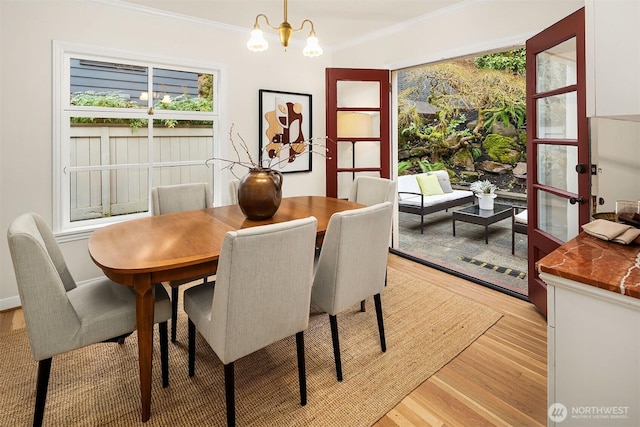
543, 272, 640, 426
586, 0, 640, 120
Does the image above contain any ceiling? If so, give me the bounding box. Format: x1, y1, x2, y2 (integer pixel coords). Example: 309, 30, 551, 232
120, 0, 468, 49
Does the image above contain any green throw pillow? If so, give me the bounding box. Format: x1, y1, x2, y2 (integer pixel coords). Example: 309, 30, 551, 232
416, 174, 444, 196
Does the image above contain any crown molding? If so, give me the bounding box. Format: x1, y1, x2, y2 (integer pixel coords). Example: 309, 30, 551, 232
387, 31, 533, 70
333, 0, 492, 52
88, 0, 247, 34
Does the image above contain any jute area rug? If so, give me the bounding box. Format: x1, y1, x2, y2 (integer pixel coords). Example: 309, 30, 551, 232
0, 269, 501, 426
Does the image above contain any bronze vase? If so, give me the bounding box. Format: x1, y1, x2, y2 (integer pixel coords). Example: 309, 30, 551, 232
237, 168, 283, 220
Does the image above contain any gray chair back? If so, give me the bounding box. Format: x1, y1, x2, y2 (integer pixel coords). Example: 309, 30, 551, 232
229, 179, 240, 204
205, 217, 317, 364
7, 213, 171, 360
312, 202, 393, 315
7, 213, 82, 360
348, 176, 396, 207
151, 182, 212, 215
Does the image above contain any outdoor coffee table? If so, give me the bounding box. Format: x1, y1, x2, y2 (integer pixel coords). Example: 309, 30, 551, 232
452, 203, 512, 244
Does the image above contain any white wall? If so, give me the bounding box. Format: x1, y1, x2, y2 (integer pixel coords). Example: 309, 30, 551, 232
0, 0, 590, 309
331, 0, 585, 69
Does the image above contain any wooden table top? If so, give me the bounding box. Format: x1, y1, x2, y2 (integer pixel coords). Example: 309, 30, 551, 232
89, 196, 363, 280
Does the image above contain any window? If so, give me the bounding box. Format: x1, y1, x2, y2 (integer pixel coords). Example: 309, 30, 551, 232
54, 42, 223, 235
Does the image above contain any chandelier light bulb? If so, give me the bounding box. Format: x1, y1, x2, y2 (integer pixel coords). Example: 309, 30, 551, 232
303, 34, 323, 57
247, 27, 268, 52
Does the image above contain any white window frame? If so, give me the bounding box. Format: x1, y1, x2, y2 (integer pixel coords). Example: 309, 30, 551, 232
53, 41, 226, 239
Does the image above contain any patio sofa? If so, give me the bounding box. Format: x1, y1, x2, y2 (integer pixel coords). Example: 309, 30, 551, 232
398, 170, 474, 234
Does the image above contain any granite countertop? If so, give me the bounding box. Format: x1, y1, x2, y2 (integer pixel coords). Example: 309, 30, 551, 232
537, 232, 640, 299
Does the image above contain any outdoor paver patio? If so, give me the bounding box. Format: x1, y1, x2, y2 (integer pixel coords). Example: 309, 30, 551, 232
397, 206, 528, 296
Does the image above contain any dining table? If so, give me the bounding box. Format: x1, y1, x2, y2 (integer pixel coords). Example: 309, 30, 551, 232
87, 195, 364, 422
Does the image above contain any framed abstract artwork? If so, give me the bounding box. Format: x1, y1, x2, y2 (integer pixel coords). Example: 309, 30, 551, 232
259, 89, 312, 173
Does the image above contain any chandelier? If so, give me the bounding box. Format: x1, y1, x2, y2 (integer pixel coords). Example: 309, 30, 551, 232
247, 0, 323, 57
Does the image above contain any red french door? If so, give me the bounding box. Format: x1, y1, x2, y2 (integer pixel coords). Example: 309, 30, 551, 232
325, 68, 391, 198
526, 8, 590, 317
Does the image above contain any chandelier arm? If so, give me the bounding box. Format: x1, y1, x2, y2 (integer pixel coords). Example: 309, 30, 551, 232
291, 19, 316, 34
253, 13, 279, 31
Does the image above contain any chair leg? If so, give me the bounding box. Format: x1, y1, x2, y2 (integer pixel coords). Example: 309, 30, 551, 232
101, 331, 132, 344
295, 331, 307, 406
329, 315, 343, 382
224, 362, 235, 427
363, 269, 388, 312
188, 318, 196, 377
171, 286, 179, 343
374, 293, 386, 352
34, 358, 52, 427
159, 321, 169, 388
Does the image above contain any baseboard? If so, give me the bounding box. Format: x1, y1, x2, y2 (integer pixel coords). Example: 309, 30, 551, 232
0, 295, 21, 311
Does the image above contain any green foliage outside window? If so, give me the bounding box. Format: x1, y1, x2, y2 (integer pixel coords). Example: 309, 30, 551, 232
70, 90, 213, 131
474, 48, 526, 76
397, 49, 527, 183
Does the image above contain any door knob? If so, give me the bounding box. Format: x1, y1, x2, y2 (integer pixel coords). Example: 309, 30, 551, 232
575, 164, 587, 174
569, 197, 585, 205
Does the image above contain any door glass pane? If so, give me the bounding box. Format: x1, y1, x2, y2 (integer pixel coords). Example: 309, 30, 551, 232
537, 144, 578, 193
536, 37, 576, 93
336, 81, 380, 108
536, 92, 577, 139
70, 58, 148, 109
337, 111, 380, 138
337, 141, 355, 169
337, 172, 354, 199
336, 141, 381, 169
537, 190, 580, 242
354, 141, 381, 168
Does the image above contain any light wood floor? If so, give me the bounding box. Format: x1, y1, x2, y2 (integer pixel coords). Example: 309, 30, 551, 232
1, 253, 547, 426
377, 254, 547, 426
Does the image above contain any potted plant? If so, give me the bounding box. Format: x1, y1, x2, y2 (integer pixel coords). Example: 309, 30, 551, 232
470, 179, 498, 210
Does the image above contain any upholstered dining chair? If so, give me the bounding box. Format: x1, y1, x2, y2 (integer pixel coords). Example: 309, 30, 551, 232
512, 207, 528, 254
312, 202, 393, 381
347, 176, 397, 312
184, 217, 318, 427
229, 179, 240, 205
151, 182, 213, 342
348, 176, 397, 207
7, 212, 171, 427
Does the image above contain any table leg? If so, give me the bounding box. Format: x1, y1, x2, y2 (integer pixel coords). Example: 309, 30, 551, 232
452, 219, 456, 236
133, 277, 155, 422
485, 225, 489, 244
